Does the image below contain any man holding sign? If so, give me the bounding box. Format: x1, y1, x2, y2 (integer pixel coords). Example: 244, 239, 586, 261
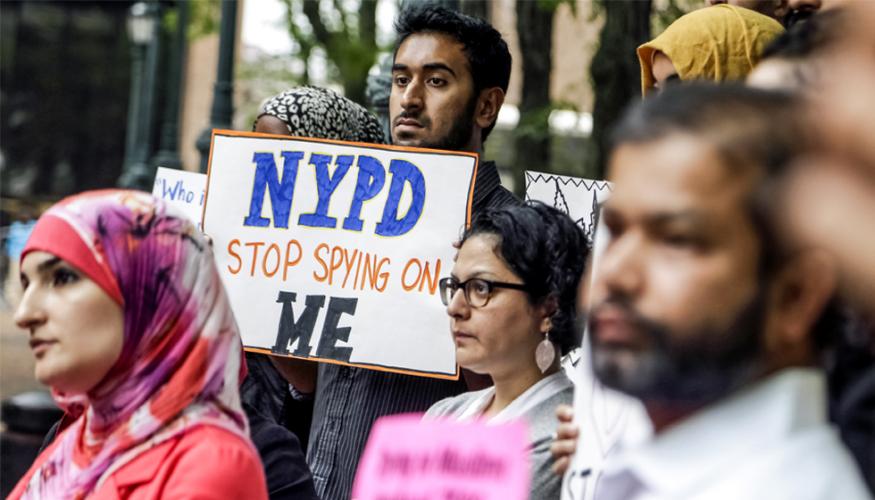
256, 6, 519, 500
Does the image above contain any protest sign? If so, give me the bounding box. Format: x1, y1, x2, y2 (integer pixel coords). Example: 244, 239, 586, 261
524, 171, 611, 245
525, 171, 652, 500
352, 414, 530, 500
152, 167, 207, 229
203, 130, 477, 379
560, 347, 651, 500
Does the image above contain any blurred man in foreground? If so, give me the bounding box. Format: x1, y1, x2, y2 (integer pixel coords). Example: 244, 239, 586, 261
578, 83, 870, 499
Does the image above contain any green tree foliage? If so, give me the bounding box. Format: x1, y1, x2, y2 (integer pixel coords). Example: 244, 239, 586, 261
433, 0, 493, 19
459, 0, 489, 19
279, 0, 378, 106
187, 0, 220, 40
652, 0, 699, 34
587, 0, 694, 179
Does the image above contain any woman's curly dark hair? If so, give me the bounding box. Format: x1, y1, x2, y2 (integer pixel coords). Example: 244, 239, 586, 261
460, 201, 589, 355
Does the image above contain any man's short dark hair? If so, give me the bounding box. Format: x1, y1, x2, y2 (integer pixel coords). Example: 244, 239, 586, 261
461, 201, 589, 356
611, 83, 800, 182
612, 83, 801, 271
394, 3, 512, 142
611, 82, 840, 352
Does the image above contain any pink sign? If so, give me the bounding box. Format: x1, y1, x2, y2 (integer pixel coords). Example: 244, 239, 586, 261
352, 414, 531, 500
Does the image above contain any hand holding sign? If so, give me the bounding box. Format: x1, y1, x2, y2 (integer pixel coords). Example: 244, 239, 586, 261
550, 404, 578, 476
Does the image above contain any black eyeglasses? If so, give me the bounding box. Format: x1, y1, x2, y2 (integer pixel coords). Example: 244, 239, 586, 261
438, 277, 528, 308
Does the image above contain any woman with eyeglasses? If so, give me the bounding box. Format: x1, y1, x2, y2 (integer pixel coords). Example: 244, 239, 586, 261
426, 201, 588, 500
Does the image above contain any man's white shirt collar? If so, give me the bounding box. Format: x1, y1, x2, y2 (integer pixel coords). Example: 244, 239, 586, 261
599, 368, 830, 499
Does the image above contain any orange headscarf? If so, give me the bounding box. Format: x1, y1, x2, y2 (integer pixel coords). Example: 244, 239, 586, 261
638, 5, 784, 96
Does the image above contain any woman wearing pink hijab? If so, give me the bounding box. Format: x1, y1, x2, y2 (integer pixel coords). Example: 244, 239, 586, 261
10, 190, 267, 499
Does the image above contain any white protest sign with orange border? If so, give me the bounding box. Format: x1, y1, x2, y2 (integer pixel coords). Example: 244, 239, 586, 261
203, 130, 477, 379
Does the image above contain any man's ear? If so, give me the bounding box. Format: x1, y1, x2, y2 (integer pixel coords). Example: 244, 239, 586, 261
765, 249, 837, 357
475, 87, 505, 131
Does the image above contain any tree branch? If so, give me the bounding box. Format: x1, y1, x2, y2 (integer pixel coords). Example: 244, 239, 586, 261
331, 0, 352, 40
302, 0, 332, 47
281, 0, 315, 83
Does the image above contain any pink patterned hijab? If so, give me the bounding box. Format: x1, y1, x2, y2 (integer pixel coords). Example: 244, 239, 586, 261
12, 190, 248, 499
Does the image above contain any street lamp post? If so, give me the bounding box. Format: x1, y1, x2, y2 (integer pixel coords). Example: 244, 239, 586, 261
122, 2, 152, 173
120, 1, 160, 190
196, 0, 238, 173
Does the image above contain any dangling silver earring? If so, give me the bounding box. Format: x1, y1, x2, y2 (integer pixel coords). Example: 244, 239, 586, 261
535, 332, 557, 373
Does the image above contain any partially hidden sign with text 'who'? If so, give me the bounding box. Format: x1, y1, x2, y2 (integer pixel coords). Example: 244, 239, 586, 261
152, 166, 207, 230
202, 130, 478, 379
352, 414, 531, 500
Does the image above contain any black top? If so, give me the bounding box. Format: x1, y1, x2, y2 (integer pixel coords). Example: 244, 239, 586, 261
473, 161, 520, 213
246, 402, 320, 500
242, 353, 314, 449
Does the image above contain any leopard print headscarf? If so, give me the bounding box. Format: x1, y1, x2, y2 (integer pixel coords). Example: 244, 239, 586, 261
255, 86, 386, 144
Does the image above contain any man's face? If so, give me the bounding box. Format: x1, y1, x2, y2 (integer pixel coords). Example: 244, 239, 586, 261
390, 33, 478, 152
588, 134, 768, 404
651, 51, 680, 93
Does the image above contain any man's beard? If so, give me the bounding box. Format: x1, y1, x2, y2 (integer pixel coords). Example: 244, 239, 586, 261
587, 289, 767, 406
396, 93, 477, 151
